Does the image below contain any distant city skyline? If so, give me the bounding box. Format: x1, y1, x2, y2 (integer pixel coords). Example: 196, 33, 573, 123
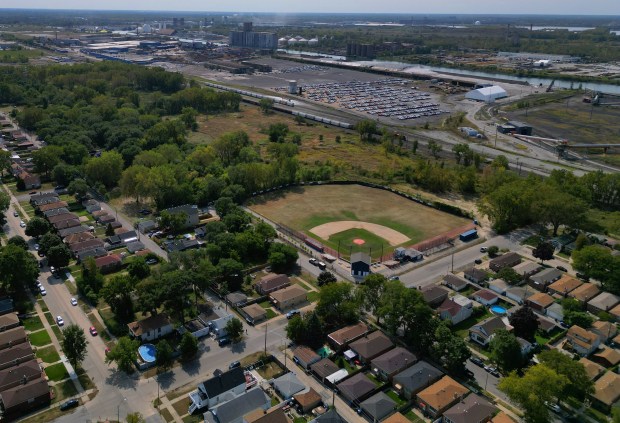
1, 1, 619, 15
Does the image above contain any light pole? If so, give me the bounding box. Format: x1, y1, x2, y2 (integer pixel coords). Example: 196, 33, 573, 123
117, 397, 127, 422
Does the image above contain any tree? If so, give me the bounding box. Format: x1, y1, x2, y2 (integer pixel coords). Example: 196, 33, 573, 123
0, 149, 11, 177
574, 233, 590, 251
356, 273, 386, 315
572, 246, 620, 293
427, 140, 442, 159
159, 211, 187, 233
532, 241, 555, 264
25, 217, 50, 238
38, 233, 63, 255
216, 258, 244, 292
52, 163, 78, 187
496, 267, 521, 285
490, 329, 524, 373
492, 155, 510, 170
564, 311, 593, 328
432, 323, 471, 373
155, 339, 174, 371
79, 257, 105, 303
225, 317, 244, 343
100, 274, 134, 322
105, 223, 115, 237
487, 246, 499, 258
61, 324, 88, 369
355, 119, 377, 142
67, 178, 89, 199
126, 412, 145, 423
105, 336, 139, 373
509, 306, 539, 342
268, 243, 298, 273
180, 107, 198, 130
179, 332, 198, 361
128, 257, 151, 280
452, 143, 474, 166
46, 244, 72, 268
315, 282, 359, 330
317, 271, 337, 287
534, 186, 587, 236
0, 244, 39, 294
84, 151, 124, 189
268, 123, 289, 143
499, 365, 568, 423
0, 191, 8, 226
32, 146, 62, 178
538, 350, 594, 400
286, 315, 305, 345
259, 98, 274, 114
7, 236, 28, 250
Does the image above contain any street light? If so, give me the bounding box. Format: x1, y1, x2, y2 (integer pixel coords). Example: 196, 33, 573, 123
117, 397, 127, 423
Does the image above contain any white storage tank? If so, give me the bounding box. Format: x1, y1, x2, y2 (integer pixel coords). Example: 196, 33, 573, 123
288, 80, 298, 95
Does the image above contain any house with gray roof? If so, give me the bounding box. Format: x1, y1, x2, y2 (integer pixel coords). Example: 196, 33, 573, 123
163, 204, 200, 228
271, 372, 305, 399
588, 292, 620, 315
529, 268, 562, 291
204, 388, 270, 423
442, 274, 469, 292
371, 347, 417, 381
469, 316, 508, 346
489, 252, 521, 272
336, 373, 376, 403
506, 286, 533, 305
393, 361, 443, 400
311, 358, 340, 382
488, 279, 509, 295
225, 292, 248, 307
310, 409, 347, 423
463, 268, 488, 284
349, 331, 394, 364
513, 261, 542, 279
421, 285, 449, 308
360, 392, 396, 421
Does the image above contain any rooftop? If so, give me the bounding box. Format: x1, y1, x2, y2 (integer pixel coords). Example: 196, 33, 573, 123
417, 375, 468, 411
328, 322, 369, 346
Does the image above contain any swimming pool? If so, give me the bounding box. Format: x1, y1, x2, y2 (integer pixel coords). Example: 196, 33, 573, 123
490, 305, 507, 315
138, 344, 157, 363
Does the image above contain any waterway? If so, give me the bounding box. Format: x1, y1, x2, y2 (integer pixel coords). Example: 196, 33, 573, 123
277, 49, 620, 94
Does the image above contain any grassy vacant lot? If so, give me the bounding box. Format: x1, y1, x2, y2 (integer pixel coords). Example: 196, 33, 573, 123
249, 184, 469, 254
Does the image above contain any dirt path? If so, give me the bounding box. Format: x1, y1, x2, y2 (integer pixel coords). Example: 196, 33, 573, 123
310, 220, 409, 246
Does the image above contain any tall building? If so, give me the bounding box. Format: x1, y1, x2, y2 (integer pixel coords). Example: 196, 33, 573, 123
230, 22, 277, 50
346, 43, 376, 59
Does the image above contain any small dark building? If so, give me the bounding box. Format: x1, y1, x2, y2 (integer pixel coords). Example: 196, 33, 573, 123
507, 121, 533, 136
351, 252, 371, 278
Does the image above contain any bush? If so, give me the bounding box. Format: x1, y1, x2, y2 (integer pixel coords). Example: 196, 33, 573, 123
487, 246, 499, 258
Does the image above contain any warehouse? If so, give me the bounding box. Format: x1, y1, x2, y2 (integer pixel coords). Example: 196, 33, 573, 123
465, 85, 508, 103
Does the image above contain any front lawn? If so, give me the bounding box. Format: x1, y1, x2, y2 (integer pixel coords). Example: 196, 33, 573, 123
453, 309, 492, 338
36, 345, 61, 363
307, 292, 319, 302
29, 329, 52, 347
265, 309, 277, 319
44, 362, 69, 382
22, 315, 44, 332
259, 300, 272, 309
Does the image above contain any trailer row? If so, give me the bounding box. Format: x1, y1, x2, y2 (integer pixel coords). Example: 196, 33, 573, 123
203, 82, 295, 107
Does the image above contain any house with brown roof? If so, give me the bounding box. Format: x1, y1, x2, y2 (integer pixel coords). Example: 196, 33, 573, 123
469, 317, 508, 346
255, 274, 290, 295
437, 298, 473, 326
491, 411, 515, 423
47, 212, 78, 225
241, 303, 267, 325
16, 172, 40, 190
421, 285, 449, 308
294, 388, 322, 413
349, 331, 394, 364
383, 412, 409, 423
610, 304, 620, 323
371, 347, 417, 381
94, 254, 122, 274
416, 376, 468, 419
525, 292, 555, 313
473, 289, 499, 306
569, 283, 601, 305
292, 345, 321, 370
0, 313, 19, 332
489, 252, 521, 272
592, 321, 618, 343
336, 373, 376, 403
270, 285, 307, 311
443, 394, 497, 423
463, 268, 488, 284
592, 347, 620, 368
0, 343, 34, 371
0, 327, 27, 350
579, 357, 605, 380
547, 275, 582, 297
567, 325, 601, 356
311, 358, 340, 383
247, 407, 290, 423
513, 261, 542, 279
127, 313, 173, 342
442, 274, 469, 292
69, 238, 105, 254
0, 376, 50, 419
588, 293, 620, 315
53, 218, 81, 231
591, 371, 620, 411
327, 322, 369, 350
0, 360, 43, 392
37, 201, 68, 213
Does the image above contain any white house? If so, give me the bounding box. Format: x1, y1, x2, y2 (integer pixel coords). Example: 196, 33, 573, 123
127, 314, 173, 342
188, 367, 246, 414
209, 315, 234, 339
469, 316, 508, 346
437, 298, 473, 325
472, 289, 499, 306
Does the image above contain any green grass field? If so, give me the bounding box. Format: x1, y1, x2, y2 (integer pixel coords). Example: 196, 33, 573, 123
28, 329, 52, 347
248, 184, 469, 260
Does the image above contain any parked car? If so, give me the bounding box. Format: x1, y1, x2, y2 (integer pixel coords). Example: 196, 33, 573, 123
59, 399, 79, 411
12, 211, 18, 217
70, 298, 78, 306
56, 316, 64, 326
286, 310, 301, 319
89, 326, 97, 336
309, 258, 318, 266
388, 275, 399, 281
146, 258, 158, 265
545, 401, 561, 413
228, 361, 241, 370
469, 357, 484, 367
480, 247, 487, 252
39, 287, 47, 296
556, 266, 568, 272
19, 220, 26, 228
474, 258, 483, 264
317, 261, 327, 270
576, 273, 589, 281
218, 337, 231, 347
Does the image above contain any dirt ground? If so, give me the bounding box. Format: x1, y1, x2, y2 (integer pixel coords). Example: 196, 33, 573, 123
310, 220, 409, 246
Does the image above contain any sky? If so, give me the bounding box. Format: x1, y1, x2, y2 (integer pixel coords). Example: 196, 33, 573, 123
2, 0, 620, 15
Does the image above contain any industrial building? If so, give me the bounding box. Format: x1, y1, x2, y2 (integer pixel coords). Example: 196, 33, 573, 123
346, 43, 376, 59
229, 22, 277, 50
465, 85, 508, 103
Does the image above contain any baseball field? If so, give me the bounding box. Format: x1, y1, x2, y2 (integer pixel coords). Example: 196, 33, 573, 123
248, 184, 470, 261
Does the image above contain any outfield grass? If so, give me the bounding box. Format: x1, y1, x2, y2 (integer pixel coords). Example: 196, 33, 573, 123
44, 362, 69, 382
29, 329, 52, 347
326, 227, 390, 258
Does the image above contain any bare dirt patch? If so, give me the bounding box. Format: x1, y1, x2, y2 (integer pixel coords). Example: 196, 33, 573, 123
310, 221, 409, 246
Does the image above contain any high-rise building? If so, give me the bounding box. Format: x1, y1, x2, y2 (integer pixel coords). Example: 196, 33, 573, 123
229, 22, 277, 50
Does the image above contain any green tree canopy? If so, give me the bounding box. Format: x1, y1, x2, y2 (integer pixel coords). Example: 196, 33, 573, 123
155, 339, 174, 371
509, 306, 539, 342
62, 324, 88, 369
490, 329, 524, 373
225, 317, 244, 342
179, 332, 198, 361
538, 349, 594, 401
25, 217, 51, 238
105, 336, 139, 374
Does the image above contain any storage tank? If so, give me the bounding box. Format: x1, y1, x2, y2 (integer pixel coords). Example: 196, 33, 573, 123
288, 80, 298, 95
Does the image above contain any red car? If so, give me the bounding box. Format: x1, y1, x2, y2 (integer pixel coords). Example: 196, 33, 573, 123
89, 326, 98, 336
104, 347, 110, 356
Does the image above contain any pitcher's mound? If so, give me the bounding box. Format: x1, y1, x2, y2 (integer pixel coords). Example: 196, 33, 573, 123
353, 238, 366, 245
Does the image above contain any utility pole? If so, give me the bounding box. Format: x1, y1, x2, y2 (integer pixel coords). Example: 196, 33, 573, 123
264, 323, 268, 357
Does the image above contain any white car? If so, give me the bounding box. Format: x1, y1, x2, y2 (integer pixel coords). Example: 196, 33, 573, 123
56, 316, 64, 326
19, 220, 26, 228
70, 298, 78, 306
39, 286, 47, 296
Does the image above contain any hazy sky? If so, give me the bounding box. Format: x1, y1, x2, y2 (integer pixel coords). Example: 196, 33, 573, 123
3, 0, 620, 15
